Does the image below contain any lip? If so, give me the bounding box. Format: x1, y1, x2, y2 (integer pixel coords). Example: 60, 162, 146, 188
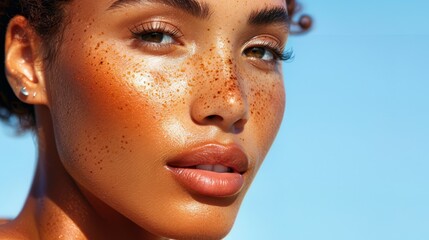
166, 144, 249, 197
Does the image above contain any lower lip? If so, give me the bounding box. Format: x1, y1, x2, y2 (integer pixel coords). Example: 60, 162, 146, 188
167, 167, 244, 197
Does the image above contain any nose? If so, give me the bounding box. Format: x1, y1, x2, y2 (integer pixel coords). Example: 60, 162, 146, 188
190, 61, 249, 133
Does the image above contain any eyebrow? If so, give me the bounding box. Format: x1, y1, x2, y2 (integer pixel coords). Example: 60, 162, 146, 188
107, 0, 210, 19
248, 7, 289, 30
108, 1, 288, 31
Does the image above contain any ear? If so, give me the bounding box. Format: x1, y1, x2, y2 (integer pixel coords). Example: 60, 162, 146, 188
4, 15, 48, 105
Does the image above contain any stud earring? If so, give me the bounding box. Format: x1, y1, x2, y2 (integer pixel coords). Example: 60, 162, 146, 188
33, 92, 37, 98
20, 87, 29, 97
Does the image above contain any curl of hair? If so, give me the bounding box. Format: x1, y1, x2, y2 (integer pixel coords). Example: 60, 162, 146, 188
0, 0, 311, 132
287, 0, 313, 33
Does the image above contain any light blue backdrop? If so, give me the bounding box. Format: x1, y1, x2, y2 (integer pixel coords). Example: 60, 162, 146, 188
1, 1, 428, 239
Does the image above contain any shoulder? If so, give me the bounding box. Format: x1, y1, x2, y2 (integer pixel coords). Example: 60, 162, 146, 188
0, 220, 30, 240
0, 220, 9, 224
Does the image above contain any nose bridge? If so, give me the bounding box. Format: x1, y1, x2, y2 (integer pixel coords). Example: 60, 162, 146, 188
190, 48, 249, 132
212, 38, 246, 100
218, 56, 246, 104
218, 57, 248, 117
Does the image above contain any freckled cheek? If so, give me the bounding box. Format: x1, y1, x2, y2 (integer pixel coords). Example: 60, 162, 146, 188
56, 41, 188, 124
248, 79, 285, 150
50, 50, 162, 175
51, 42, 194, 174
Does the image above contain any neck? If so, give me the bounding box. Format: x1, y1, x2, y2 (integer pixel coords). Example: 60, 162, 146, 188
11, 106, 161, 240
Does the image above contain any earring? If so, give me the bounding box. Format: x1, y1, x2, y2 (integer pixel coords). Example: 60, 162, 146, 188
20, 87, 29, 97
33, 92, 37, 98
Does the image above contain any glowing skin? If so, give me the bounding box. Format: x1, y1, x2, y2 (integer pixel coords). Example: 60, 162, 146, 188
1, 0, 288, 239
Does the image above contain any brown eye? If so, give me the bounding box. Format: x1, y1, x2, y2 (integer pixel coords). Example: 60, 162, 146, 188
139, 32, 174, 44
243, 47, 274, 61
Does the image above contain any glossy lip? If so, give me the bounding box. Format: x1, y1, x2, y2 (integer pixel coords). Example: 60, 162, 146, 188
166, 144, 249, 197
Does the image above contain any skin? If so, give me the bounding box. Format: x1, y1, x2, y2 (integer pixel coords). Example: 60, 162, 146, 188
1, 0, 288, 239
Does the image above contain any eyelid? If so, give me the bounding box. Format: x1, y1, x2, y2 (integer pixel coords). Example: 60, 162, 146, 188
243, 35, 288, 61
129, 21, 184, 42
128, 20, 185, 54
245, 34, 282, 45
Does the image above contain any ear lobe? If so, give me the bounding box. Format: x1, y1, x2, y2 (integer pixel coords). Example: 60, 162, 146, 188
4, 16, 48, 105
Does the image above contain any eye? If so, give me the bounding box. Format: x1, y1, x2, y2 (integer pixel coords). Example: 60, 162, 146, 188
129, 21, 183, 50
138, 32, 175, 44
242, 35, 292, 64
243, 47, 275, 61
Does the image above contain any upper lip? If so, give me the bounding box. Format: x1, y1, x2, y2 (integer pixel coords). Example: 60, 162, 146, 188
166, 143, 249, 174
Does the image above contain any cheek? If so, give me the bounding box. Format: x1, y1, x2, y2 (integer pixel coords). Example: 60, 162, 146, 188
247, 73, 286, 162
48, 40, 171, 183
250, 80, 285, 129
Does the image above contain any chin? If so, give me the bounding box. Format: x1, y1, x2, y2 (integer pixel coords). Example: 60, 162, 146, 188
162, 227, 233, 240
126, 195, 245, 240
156, 220, 235, 240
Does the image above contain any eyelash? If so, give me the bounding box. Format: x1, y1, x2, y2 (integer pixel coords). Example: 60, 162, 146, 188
276, 49, 294, 61
129, 21, 183, 46
251, 41, 292, 62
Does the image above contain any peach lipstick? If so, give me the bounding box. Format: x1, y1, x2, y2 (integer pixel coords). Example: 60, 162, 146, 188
166, 144, 248, 197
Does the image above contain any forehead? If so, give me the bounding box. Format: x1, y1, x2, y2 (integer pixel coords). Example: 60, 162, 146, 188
104, 0, 286, 7
67, 0, 287, 17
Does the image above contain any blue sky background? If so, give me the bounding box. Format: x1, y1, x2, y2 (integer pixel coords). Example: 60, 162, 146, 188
1, 0, 428, 239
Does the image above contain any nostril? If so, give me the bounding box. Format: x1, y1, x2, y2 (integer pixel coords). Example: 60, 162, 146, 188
232, 119, 247, 133
205, 115, 223, 122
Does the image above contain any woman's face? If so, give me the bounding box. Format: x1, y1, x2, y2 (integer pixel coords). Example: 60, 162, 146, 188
46, 0, 287, 238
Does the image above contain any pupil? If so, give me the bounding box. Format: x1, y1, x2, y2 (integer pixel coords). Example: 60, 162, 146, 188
141, 32, 164, 43
247, 47, 265, 58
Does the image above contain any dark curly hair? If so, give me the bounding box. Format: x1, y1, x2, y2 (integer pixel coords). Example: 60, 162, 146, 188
0, 0, 312, 132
